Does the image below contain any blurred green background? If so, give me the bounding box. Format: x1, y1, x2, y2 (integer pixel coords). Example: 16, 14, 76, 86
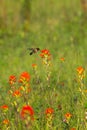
0, 0, 87, 87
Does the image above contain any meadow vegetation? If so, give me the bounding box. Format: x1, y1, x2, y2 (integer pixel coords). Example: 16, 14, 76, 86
0, 0, 87, 130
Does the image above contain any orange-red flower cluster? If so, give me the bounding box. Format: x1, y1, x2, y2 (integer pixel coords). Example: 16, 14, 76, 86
65, 112, 72, 119
60, 57, 65, 62
40, 49, 51, 58
9, 75, 16, 85
21, 105, 34, 119
45, 108, 54, 115
2, 119, 9, 125
19, 72, 30, 83
32, 64, 37, 68
0, 105, 8, 110
77, 66, 84, 75
70, 128, 76, 130
12, 90, 21, 97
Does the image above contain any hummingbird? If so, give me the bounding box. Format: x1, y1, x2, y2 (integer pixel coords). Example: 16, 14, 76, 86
27, 48, 40, 55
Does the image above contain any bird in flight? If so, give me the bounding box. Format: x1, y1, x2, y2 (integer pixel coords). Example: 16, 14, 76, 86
27, 48, 40, 55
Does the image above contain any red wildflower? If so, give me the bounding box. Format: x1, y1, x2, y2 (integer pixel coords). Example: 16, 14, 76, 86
40, 49, 51, 58
19, 72, 30, 83
45, 108, 54, 115
77, 66, 84, 75
0, 105, 8, 112
70, 128, 76, 130
65, 112, 72, 119
9, 75, 16, 85
60, 57, 65, 62
2, 119, 9, 125
32, 64, 37, 68
12, 90, 21, 97
0, 105, 8, 110
21, 105, 34, 119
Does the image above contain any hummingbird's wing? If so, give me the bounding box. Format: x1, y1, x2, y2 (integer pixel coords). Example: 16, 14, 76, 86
30, 51, 33, 55
27, 48, 34, 55
27, 48, 40, 55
